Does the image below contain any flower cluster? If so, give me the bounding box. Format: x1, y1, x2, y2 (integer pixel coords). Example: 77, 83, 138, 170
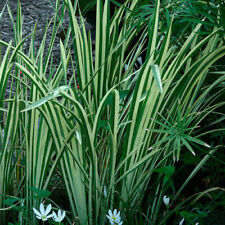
33, 202, 65, 223
106, 209, 123, 225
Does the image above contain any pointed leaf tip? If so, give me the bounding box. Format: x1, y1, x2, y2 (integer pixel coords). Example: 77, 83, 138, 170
151, 64, 163, 93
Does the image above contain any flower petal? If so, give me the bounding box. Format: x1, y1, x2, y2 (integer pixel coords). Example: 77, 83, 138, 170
106, 215, 111, 220
39, 203, 45, 215
108, 209, 112, 217
46, 214, 53, 219
52, 211, 57, 219
163, 195, 170, 206
61, 211, 66, 220
58, 210, 62, 217
45, 204, 52, 215
179, 218, 185, 225
33, 208, 41, 217
115, 217, 121, 223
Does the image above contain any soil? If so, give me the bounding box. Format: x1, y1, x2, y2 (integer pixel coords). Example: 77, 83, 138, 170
0, 0, 94, 98
0, 0, 94, 66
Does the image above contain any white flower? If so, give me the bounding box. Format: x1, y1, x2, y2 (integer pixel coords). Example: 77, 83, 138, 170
179, 218, 185, 225
106, 209, 123, 225
103, 186, 107, 198
163, 195, 170, 206
52, 209, 66, 222
33, 202, 52, 221
195, 223, 199, 225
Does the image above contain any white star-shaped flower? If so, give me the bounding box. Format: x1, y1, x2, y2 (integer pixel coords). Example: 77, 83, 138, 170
33, 202, 52, 221
52, 209, 66, 222
106, 209, 123, 225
